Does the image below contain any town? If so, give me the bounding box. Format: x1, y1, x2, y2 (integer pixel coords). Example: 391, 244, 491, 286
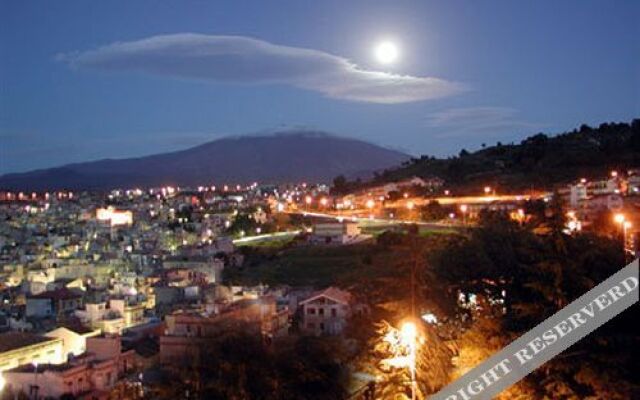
2, 2, 638, 398
0, 166, 637, 399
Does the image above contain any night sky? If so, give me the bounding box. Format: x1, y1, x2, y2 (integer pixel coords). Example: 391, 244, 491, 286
1, 0, 638, 173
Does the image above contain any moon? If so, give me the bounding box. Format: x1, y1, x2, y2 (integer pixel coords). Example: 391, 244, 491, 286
374, 41, 399, 64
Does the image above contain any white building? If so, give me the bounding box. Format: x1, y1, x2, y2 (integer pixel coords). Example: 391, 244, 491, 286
310, 222, 361, 245
44, 326, 101, 359
299, 287, 353, 336
568, 183, 588, 208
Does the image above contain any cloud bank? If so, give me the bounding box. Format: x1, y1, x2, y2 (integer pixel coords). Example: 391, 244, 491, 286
58, 33, 464, 104
426, 107, 544, 137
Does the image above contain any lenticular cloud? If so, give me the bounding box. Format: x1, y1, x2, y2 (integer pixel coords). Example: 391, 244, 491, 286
58, 33, 464, 104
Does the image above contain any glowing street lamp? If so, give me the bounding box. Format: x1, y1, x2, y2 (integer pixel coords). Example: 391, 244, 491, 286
613, 213, 631, 251
401, 321, 418, 400
460, 204, 468, 224
366, 199, 375, 209
406, 201, 414, 210
320, 197, 328, 207
484, 186, 491, 195
623, 221, 632, 251
32, 362, 39, 399
381, 320, 420, 400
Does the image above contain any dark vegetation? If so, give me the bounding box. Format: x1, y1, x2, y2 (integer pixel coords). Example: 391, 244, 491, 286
338, 119, 640, 194
428, 210, 638, 398
226, 203, 637, 398
150, 331, 350, 400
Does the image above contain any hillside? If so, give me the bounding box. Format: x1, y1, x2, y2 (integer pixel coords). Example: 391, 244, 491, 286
0, 132, 409, 190
372, 120, 640, 192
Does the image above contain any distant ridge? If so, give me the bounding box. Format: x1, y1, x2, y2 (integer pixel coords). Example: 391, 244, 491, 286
0, 132, 409, 190
372, 119, 640, 191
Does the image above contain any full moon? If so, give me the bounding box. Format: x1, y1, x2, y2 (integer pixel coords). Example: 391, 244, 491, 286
374, 41, 399, 64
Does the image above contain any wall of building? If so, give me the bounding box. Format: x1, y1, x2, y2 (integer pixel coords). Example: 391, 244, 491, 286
0, 339, 64, 372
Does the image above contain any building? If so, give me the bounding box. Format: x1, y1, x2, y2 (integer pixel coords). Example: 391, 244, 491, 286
109, 299, 145, 329
588, 178, 621, 196
76, 298, 146, 335
579, 193, 624, 216
0, 332, 65, 372
627, 174, 640, 195
2, 336, 135, 400
566, 183, 588, 208
162, 257, 224, 284
45, 326, 101, 359
96, 207, 133, 227
26, 288, 84, 318
310, 222, 361, 245
160, 296, 289, 364
395, 176, 444, 190
299, 287, 353, 336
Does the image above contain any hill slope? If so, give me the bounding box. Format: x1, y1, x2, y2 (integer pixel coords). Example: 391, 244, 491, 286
373, 120, 640, 192
0, 132, 409, 190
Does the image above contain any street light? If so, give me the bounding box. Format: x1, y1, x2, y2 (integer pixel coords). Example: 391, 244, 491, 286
460, 204, 468, 224
613, 213, 630, 251
305, 195, 312, 211
623, 221, 632, 252
32, 362, 39, 399
400, 321, 418, 400
484, 186, 491, 195
381, 320, 420, 399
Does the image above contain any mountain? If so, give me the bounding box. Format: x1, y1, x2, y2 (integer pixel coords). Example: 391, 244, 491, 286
368, 119, 640, 193
0, 132, 409, 190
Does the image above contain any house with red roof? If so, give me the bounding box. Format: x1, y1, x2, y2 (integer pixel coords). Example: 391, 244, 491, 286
299, 287, 354, 336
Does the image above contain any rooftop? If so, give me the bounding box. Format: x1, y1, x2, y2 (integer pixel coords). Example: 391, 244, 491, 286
301, 286, 352, 305
28, 287, 83, 301
0, 332, 56, 353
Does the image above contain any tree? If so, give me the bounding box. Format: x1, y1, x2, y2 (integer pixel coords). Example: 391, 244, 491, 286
420, 201, 446, 221
151, 329, 350, 400
428, 209, 636, 398
354, 321, 452, 399
332, 175, 349, 195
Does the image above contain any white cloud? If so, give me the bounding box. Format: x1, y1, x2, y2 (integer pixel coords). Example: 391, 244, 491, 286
425, 106, 544, 137
57, 33, 464, 104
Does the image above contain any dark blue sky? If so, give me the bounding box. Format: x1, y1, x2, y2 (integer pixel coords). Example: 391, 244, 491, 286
1, 0, 638, 173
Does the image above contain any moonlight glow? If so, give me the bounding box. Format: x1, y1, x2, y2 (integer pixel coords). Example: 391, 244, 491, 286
375, 41, 399, 64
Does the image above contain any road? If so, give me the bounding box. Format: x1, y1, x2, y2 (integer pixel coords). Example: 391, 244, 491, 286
232, 230, 302, 244
287, 210, 467, 230
233, 211, 466, 245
